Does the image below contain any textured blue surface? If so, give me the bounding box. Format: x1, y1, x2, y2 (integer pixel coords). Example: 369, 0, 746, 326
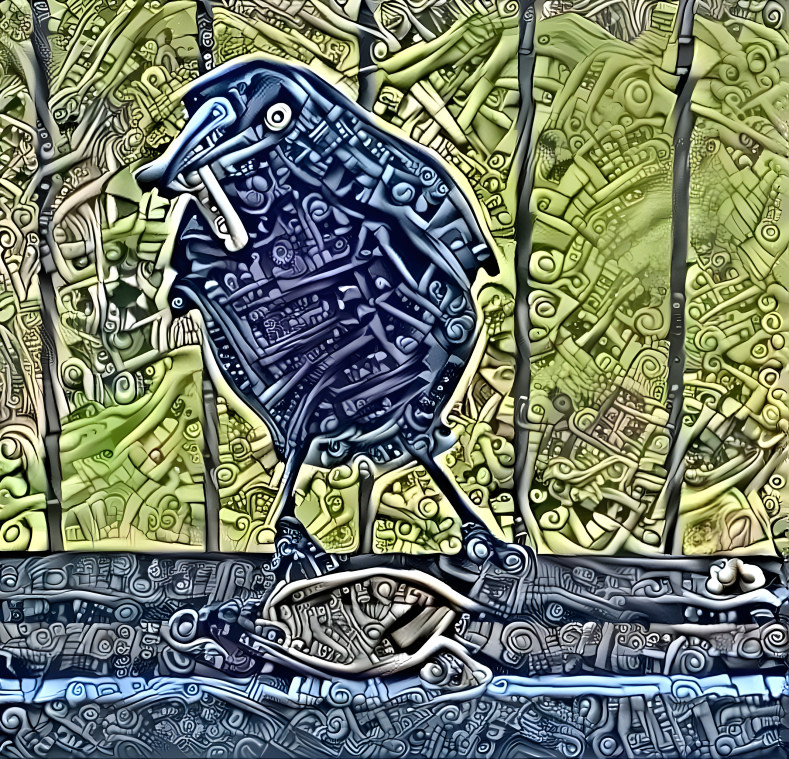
0, 541, 783, 757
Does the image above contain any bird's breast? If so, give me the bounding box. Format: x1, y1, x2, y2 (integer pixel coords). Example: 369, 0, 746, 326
171, 125, 481, 463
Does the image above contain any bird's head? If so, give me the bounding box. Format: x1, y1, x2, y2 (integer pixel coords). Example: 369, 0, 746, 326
135, 59, 316, 252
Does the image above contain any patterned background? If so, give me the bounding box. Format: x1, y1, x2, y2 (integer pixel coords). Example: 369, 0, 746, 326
0, 0, 787, 756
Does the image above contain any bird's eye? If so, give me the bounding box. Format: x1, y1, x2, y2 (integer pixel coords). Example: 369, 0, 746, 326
265, 103, 292, 131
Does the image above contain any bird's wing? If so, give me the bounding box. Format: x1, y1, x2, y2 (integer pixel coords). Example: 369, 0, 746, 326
288, 68, 498, 282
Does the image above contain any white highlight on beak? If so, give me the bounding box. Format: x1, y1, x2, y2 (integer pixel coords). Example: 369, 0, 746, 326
181, 165, 249, 253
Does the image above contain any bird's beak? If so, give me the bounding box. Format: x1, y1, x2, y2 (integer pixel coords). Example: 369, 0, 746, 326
136, 97, 237, 190
135, 97, 250, 253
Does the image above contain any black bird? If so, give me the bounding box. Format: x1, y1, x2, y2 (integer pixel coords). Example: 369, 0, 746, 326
136, 57, 496, 540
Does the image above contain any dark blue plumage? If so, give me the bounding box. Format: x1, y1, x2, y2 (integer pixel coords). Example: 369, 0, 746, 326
137, 57, 495, 528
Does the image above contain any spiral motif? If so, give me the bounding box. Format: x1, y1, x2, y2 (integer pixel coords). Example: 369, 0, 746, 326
676, 645, 709, 675
445, 315, 475, 342
325, 709, 351, 740
761, 622, 789, 655
1, 707, 26, 731
327, 683, 353, 707
763, 0, 784, 28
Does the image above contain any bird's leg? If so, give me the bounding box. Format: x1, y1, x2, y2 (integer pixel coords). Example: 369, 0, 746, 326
358, 470, 376, 554
405, 443, 489, 531
259, 450, 306, 547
